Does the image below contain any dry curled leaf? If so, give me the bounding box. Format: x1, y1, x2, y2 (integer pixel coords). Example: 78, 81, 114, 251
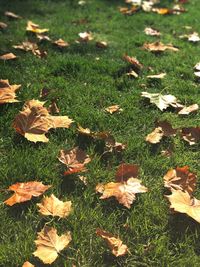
0, 79, 21, 104
178, 104, 199, 115
5, 11, 22, 19
13, 99, 73, 143
144, 27, 161, 36
26, 21, 49, 34
78, 32, 93, 42
22, 261, 35, 267
123, 55, 143, 70
37, 194, 72, 218
164, 166, 196, 194
77, 125, 110, 140
58, 147, 91, 176
4, 181, 51, 206
0, 53, 17, 60
147, 73, 166, 79
96, 41, 108, 48
166, 190, 200, 223
181, 127, 200, 145
141, 92, 183, 111
33, 226, 71, 264
0, 22, 8, 29
13, 41, 38, 52
105, 105, 123, 114
54, 38, 69, 48
96, 228, 128, 257
142, 41, 179, 52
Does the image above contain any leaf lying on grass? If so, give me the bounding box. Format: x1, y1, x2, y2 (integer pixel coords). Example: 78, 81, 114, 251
58, 147, 91, 175
178, 104, 199, 115
105, 105, 123, 114
180, 32, 200, 42
96, 228, 128, 257
164, 166, 196, 194
22, 262, 35, 267
33, 226, 71, 264
123, 55, 143, 70
13, 41, 38, 52
4, 181, 51, 206
13, 99, 73, 143
0, 79, 21, 104
181, 127, 200, 145
0, 53, 17, 60
77, 32, 93, 42
166, 190, 200, 223
26, 21, 49, 34
142, 41, 179, 52
144, 27, 161, 36
54, 38, 69, 48
37, 194, 72, 218
147, 73, 166, 79
0, 22, 8, 29
5, 11, 22, 19
96, 41, 108, 48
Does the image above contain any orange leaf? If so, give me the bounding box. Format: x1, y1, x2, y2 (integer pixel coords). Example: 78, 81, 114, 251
96, 228, 128, 257
54, 38, 69, 48
26, 21, 49, 34
105, 105, 123, 114
123, 55, 143, 70
33, 226, 71, 264
22, 261, 35, 267
0, 53, 17, 60
4, 181, 51, 206
0, 79, 21, 104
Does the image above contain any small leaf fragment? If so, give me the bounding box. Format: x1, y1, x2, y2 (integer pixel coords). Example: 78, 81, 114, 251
105, 105, 123, 114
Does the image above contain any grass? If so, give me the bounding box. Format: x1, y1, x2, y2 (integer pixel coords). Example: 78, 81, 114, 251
0, 0, 200, 266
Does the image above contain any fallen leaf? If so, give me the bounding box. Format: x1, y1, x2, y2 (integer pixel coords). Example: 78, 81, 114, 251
144, 27, 161, 36
123, 55, 143, 70
78, 32, 93, 42
126, 70, 138, 78
115, 163, 139, 182
26, 21, 49, 34
152, 8, 173, 15
22, 261, 35, 267
13, 99, 73, 143
147, 73, 166, 79
105, 105, 123, 114
194, 71, 200, 78
0, 79, 21, 104
48, 100, 60, 114
96, 41, 108, 48
194, 62, 200, 71
142, 41, 179, 52
105, 135, 126, 153
77, 125, 110, 140
33, 226, 71, 264
54, 38, 69, 48
13, 41, 38, 52
4, 181, 51, 206
0, 53, 17, 60
96, 228, 128, 257
37, 194, 72, 218
119, 6, 139, 15
178, 104, 199, 115
181, 127, 200, 145
36, 34, 51, 41
58, 147, 91, 175
141, 92, 183, 111
32, 49, 47, 58
96, 177, 148, 208
5, 11, 21, 19
0, 22, 8, 29
166, 190, 200, 223
164, 166, 196, 194
180, 32, 200, 42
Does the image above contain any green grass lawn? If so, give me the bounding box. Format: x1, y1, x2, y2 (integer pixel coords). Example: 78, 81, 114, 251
1, 0, 200, 266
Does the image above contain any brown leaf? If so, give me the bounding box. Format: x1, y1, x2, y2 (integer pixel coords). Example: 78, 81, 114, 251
26, 21, 49, 34
13, 99, 73, 143
96, 177, 148, 208
33, 226, 71, 264
105, 135, 126, 153
5, 11, 22, 19
181, 127, 200, 145
166, 190, 200, 223
48, 100, 60, 114
105, 105, 123, 114
115, 163, 139, 182
0, 53, 17, 60
4, 181, 51, 206
96, 228, 128, 257
0, 22, 8, 29
37, 194, 72, 218
142, 41, 179, 52
77, 125, 110, 140
22, 261, 35, 267
147, 73, 166, 79
0, 79, 21, 104
58, 147, 91, 176
164, 166, 196, 194
78, 32, 93, 42
144, 27, 161, 36
123, 55, 143, 70
54, 38, 69, 48
13, 41, 38, 52
119, 6, 139, 15
32, 49, 47, 58
178, 104, 199, 115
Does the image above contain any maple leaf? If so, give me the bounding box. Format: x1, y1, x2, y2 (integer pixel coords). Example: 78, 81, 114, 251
164, 166, 197, 194
0, 22, 8, 29
144, 27, 161, 36
33, 226, 71, 264
181, 127, 200, 145
0, 53, 17, 60
13, 99, 73, 143
147, 73, 166, 79
37, 194, 72, 218
54, 39, 69, 48
22, 261, 35, 267
5, 11, 22, 19
0, 79, 21, 104
146, 120, 177, 144
4, 181, 51, 206
105, 105, 123, 114
58, 147, 91, 175
166, 190, 200, 223
96, 228, 128, 257
142, 41, 179, 52
26, 21, 49, 34
141, 92, 183, 111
